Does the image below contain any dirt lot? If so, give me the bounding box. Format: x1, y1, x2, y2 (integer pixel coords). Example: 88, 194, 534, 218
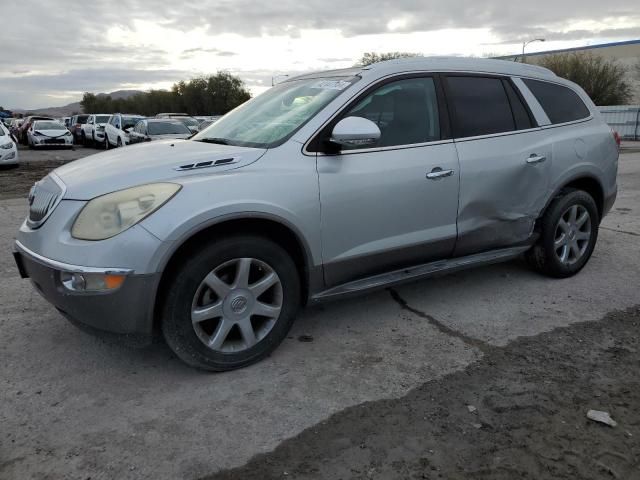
0, 145, 97, 200
208, 306, 640, 480
0, 147, 639, 479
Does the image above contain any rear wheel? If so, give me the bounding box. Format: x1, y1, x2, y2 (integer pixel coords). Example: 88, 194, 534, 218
117, 137, 122, 148
526, 189, 599, 278
162, 235, 301, 371
104, 134, 110, 149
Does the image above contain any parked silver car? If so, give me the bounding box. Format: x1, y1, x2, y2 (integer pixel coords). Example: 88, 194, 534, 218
14, 58, 618, 371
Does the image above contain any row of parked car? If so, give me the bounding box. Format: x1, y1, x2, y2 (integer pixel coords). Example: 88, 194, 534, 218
1, 113, 221, 151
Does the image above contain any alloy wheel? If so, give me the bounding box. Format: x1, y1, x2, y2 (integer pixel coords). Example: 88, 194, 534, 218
554, 204, 592, 266
191, 257, 283, 353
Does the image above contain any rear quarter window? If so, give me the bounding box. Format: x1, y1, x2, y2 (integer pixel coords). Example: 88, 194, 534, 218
522, 79, 591, 124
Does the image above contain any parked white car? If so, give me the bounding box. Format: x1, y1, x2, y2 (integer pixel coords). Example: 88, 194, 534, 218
27, 120, 73, 148
104, 113, 145, 148
81, 114, 111, 147
0, 123, 19, 166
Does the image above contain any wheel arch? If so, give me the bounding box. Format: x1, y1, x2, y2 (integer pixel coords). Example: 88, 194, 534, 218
544, 174, 605, 221
152, 214, 317, 332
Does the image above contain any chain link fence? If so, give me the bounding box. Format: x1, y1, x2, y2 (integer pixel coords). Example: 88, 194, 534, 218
599, 106, 640, 140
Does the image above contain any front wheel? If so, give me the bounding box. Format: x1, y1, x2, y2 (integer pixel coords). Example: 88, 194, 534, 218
117, 137, 122, 148
526, 189, 599, 278
161, 235, 301, 371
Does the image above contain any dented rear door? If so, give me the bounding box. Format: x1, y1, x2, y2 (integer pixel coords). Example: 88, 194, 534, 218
442, 74, 552, 257
452, 131, 552, 256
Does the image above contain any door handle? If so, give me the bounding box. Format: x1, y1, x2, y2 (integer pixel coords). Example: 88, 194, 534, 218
426, 168, 454, 180
526, 154, 547, 164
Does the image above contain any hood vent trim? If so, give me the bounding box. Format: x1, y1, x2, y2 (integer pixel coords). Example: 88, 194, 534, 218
174, 158, 236, 171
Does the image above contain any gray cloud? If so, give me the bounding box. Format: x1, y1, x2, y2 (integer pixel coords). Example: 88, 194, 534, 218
0, 0, 638, 108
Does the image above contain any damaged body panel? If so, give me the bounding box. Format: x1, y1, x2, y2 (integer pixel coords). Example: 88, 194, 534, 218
453, 129, 553, 256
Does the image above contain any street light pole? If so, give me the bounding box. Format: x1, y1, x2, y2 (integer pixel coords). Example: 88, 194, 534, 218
521, 38, 546, 62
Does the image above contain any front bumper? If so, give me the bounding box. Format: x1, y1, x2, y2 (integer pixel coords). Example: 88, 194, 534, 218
31, 136, 73, 147
14, 240, 161, 340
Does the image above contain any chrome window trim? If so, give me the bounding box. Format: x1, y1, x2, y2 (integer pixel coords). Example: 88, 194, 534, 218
312, 138, 455, 156
14, 240, 134, 275
512, 77, 551, 126
26, 172, 67, 229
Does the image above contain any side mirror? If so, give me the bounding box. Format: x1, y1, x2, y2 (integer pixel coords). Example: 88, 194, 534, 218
329, 116, 381, 149
123, 127, 130, 133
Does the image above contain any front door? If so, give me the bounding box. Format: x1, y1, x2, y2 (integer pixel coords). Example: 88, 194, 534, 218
316, 76, 460, 287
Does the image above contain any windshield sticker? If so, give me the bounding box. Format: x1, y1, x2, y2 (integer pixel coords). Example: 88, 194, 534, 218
309, 80, 351, 90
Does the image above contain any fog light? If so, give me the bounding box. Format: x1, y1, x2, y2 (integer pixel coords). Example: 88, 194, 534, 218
61, 272, 126, 292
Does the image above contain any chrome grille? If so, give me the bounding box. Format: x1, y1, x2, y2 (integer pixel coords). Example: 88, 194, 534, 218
27, 175, 64, 228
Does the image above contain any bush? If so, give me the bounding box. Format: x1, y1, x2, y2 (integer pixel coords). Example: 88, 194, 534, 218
535, 53, 631, 105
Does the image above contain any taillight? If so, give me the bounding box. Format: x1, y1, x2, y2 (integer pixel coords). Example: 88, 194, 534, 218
612, 129, 621, 150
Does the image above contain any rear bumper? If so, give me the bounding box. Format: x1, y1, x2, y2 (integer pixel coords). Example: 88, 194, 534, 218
603, 184, 617, 218
14, 241, 160, 341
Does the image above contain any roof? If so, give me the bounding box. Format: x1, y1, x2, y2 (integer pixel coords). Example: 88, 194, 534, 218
287, 56, 556, 83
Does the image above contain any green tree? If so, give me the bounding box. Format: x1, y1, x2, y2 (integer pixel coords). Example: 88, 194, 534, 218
535, 53, 631, 105
80, 72, 251, 115
357, 52, 421, 66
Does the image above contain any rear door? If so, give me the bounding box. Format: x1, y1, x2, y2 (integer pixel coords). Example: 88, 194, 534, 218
443, 74, 553, 256
315, 75, 460, 286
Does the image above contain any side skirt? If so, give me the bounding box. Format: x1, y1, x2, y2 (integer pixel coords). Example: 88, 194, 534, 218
310, 245, 531, 303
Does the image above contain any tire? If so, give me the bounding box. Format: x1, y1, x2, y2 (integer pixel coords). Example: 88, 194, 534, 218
81, 132, 86, 146
161, 235, 301, 371
526, 189, 599, 278
104, 134, 110, 150
117, 137, 122, 148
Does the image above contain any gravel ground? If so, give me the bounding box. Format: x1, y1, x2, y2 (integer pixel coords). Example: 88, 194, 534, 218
0, 148, 639, 480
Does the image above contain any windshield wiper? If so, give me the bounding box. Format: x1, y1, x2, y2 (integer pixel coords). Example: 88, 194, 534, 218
195, 137, 230, 145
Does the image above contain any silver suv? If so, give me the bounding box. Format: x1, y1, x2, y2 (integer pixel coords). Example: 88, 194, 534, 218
13, 58, 618, 371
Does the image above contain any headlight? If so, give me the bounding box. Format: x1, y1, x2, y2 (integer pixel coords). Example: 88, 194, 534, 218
65, 131, 72, 137
0, 142, 12, 149
71, 183, 181, 240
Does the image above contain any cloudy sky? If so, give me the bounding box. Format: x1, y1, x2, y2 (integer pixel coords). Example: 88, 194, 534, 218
1, 0, 639, 109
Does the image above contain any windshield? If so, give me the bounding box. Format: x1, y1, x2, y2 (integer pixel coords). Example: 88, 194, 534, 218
123, 116, 144, 129
192, 76, 359, 148
148, 121, 190, 135
95, 115, 110, 123
176, 117, 199, 127
34, 121, 65, 130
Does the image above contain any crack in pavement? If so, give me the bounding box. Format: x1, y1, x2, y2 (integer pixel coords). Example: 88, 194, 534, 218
601, 226, 640, 237
388, 287, 491, 353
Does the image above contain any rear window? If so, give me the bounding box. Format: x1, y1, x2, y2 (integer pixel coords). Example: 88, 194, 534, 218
446, 76, 516, 138
76, 115, 90, 124
522, 79, 590, 124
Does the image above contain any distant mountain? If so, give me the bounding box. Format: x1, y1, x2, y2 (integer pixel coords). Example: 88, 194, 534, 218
13, 90, 144, 117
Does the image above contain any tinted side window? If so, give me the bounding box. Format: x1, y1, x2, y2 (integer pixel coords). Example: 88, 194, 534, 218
446, 76, 515, 138
503, 80, 534, 130
523, 79, 590, 124
342, 77, 441, 149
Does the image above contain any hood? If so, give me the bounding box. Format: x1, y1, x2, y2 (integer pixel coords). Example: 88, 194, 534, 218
55, 139, 267, 200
